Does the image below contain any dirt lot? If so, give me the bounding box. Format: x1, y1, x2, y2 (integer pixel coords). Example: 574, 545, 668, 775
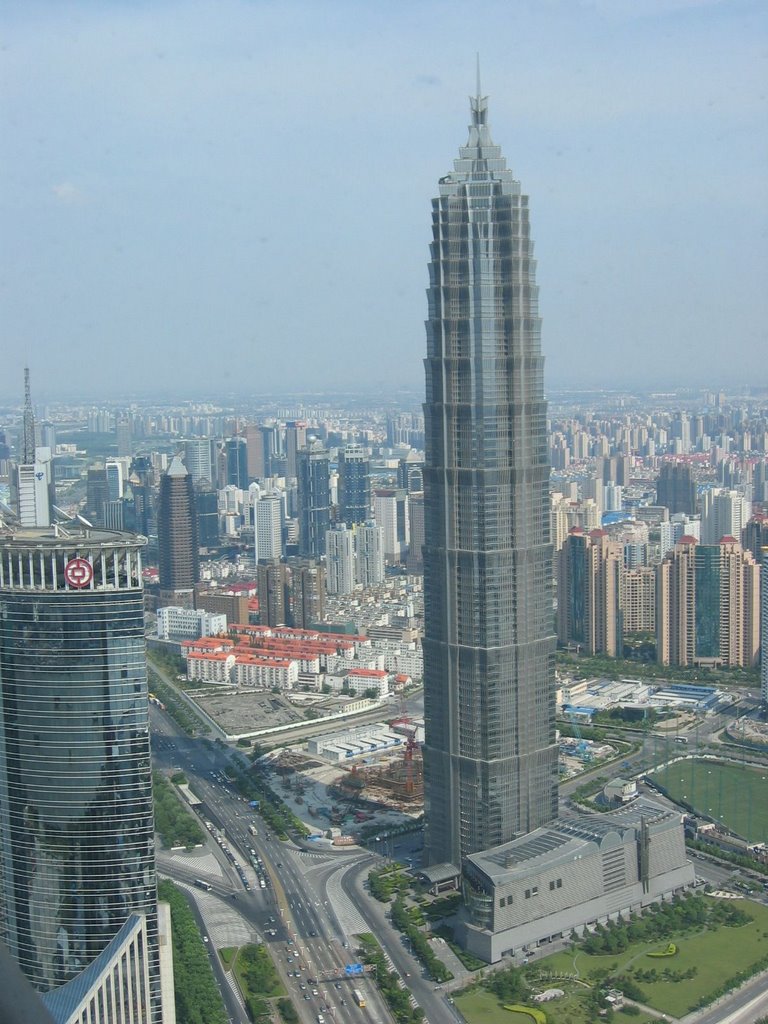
195, 689, 338, 735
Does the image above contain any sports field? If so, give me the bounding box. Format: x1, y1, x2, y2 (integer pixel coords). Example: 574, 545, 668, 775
653, 759, 768, 843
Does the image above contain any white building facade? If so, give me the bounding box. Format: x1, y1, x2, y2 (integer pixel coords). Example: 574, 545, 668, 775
326, 524, 356, 595
254, 492, 283, 562
701, 488, 750, 545
355, 521, 385, 587
156, 606, 227, 641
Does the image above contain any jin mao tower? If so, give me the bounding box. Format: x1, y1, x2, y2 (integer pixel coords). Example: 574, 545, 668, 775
422, 80, 558, 866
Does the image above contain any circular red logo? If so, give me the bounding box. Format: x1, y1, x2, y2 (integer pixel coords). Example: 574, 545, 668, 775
64, 557, 94, 589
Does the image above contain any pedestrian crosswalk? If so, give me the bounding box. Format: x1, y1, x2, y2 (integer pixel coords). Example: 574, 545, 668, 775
325, 864, 369, 936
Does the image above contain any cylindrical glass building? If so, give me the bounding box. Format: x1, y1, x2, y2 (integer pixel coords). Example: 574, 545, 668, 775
0, 527, 160, 1015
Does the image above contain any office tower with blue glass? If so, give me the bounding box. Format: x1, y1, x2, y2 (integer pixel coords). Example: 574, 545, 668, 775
422, 84, 559, 867
0, 524, 173, 1022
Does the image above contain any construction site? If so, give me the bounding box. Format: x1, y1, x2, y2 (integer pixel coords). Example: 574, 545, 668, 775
261, 715, 425, 838
259, 710, 619, 838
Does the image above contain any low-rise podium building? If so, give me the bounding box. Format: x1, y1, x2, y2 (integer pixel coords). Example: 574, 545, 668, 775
458, 799, 694, 963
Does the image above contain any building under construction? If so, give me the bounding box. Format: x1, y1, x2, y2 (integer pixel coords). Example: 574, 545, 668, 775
338, 734, 424, 808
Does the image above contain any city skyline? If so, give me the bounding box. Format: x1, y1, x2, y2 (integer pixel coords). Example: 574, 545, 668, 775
2, 1, 766, 400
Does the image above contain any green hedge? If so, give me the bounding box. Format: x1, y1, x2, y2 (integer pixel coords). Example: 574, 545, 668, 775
153, 771, 205, 849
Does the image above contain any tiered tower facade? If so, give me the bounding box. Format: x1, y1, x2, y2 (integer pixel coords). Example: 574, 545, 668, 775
422, 84, 558, 866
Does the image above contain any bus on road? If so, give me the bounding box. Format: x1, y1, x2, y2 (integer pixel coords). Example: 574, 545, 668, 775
352, 988, 366, 1007
193, 878, 212, 891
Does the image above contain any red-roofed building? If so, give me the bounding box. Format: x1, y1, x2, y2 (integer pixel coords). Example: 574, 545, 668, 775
345, 667, 390, 698
233, 654, 299, 689
181, 637, 235, 656
186, 651, 236, 683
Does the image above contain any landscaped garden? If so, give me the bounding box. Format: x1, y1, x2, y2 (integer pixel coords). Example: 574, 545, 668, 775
366, 863, 459, 982
218, 941, 288, 1023
153, 770, 206, 849
454, 894, 768, 1023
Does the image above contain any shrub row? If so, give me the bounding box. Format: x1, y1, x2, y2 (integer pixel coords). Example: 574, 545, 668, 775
157, 880, 227, 1024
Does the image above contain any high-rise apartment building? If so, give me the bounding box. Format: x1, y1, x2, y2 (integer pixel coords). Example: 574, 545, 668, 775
115, 417, 133, 457
245, 423, 267, 479
701, 487, 750, 545
285, 421, 307, 480
105, 459, 125, 501
226, 436, 248, 489
373, 488, 409, 563
257, 561, 291, 627
196, 484, 219, 551
556, 528, 623, 657
422, 85, 558, 866
184, 438, 213, 486
622, 567, 656, 634
0, 524, 173, 1022
85, 468, 109, 528
157, 454, 200, 598
406, 493, 425, 574
337, 445, 371, 527
254, 491, 283, 563
597, 455, 630, 487
742, 513, 768, 562
659, 512, 701, 557
128, 456, 155, 541
656, 461, 697, 516
355, 521, 385, 587
656, 536, 760, 668
286, 558, 325, 629
326, 524, 356, 595
297, 447, 330, 559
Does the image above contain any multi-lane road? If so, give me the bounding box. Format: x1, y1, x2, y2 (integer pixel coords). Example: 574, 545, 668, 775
151, 705, 423, 1024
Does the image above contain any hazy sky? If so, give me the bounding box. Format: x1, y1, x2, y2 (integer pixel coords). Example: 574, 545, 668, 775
2, 0, 767, 402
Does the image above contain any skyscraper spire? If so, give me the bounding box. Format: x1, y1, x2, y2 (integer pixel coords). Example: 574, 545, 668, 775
22, 366, 36, 465
470, 53, 489, 133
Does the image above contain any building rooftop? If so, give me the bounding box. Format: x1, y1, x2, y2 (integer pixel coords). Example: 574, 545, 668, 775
0, 523, 146, 547
467, 799, 681, 883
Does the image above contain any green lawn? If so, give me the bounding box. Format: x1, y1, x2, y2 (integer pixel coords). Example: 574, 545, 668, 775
218, 946, 236, 967
456, 898, 768, 1023
456, 984, 658, 1024
454, 988, 535, 1024
233, 943, 285, 1001
654, 759, 768, 843
540, 899, 768, 1018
